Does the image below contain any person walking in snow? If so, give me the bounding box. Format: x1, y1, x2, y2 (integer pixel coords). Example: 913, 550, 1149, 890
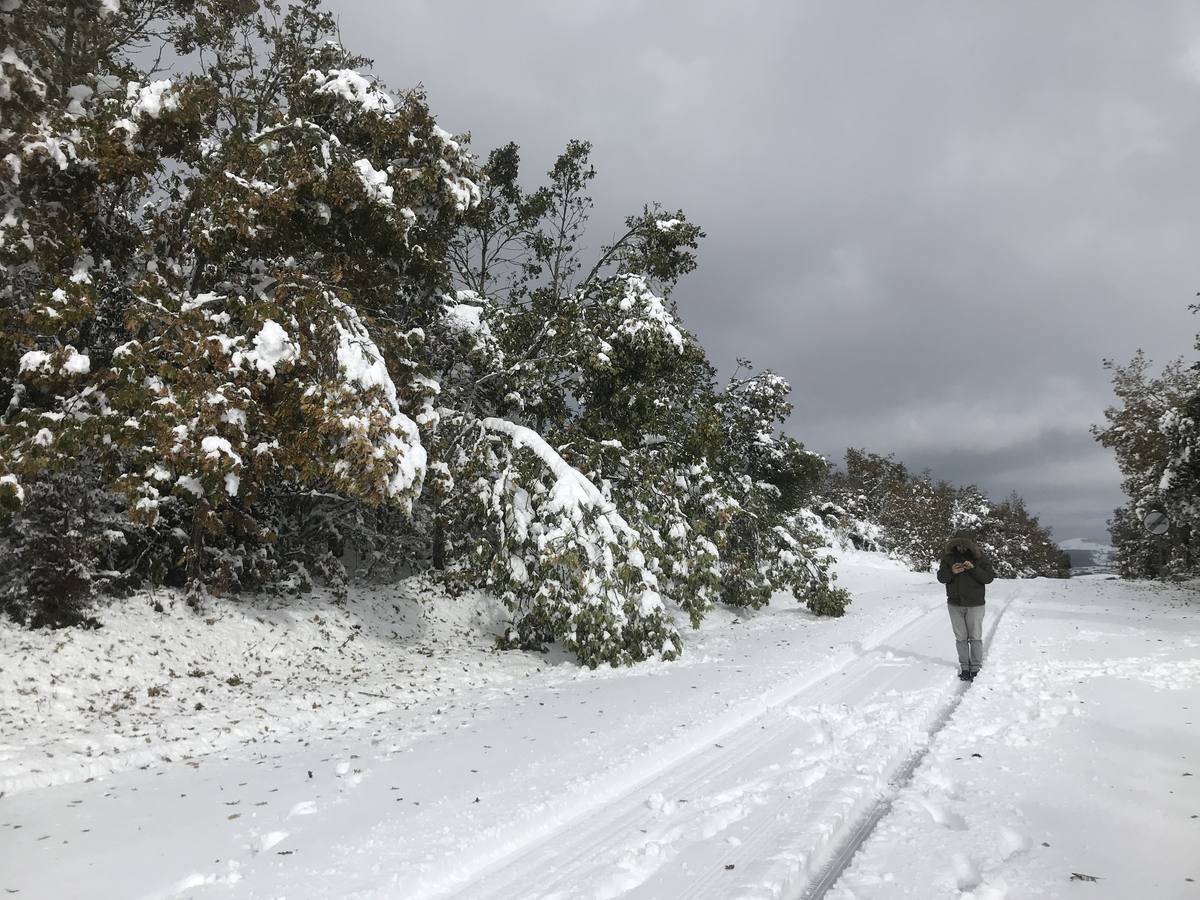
937, 535, 994, 681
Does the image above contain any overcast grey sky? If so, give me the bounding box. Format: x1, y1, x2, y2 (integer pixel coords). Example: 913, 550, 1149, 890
335, 0, 1200, 543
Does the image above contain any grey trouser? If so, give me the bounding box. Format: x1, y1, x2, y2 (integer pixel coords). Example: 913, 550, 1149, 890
947, 603, 985, 673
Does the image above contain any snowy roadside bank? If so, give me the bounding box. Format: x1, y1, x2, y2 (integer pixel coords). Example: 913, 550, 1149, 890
0, 577, 530, 796
0, 550, 918, 798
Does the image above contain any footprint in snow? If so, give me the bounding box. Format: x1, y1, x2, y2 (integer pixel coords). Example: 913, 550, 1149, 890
256, 830, 289, 853
917, 796, 967, 831
791, 763, 828, 790
645, 793, 675, 816
919, 766, 961, 799
953, 852, 982, 891
961, 878, 1009, 899
335, 761, 367, 788
998, 827, 1031, 861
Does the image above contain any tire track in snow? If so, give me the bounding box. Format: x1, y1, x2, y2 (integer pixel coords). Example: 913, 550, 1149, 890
470, 698, 857, 900
799, 594, 1017, 900
415, 599, 947, 900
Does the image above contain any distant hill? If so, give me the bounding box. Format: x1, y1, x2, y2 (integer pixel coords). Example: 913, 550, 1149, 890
1059, 539, 1117, 574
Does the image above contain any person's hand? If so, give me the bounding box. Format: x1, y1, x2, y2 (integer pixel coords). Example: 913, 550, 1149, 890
962, 560, 974, 570
951, 562, 965, 574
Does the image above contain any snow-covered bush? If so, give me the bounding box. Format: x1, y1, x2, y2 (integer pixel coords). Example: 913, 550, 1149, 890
704, 369, 848, 614
442, 416, 680, 667
0, 468, 115, 627
615, 454, 725, 628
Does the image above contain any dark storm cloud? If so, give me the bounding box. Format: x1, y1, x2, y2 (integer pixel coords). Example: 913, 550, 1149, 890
334, 0, 1200, 542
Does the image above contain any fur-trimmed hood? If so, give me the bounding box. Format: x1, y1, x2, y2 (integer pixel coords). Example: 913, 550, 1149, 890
944, 535, 982, 558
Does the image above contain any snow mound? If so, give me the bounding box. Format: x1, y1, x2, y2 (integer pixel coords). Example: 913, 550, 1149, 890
0, 578, 514, 796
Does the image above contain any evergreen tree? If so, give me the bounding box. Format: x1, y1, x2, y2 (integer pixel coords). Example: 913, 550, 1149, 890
1, 0, 479, 614
1093, 349, 1200, 578
1156, 304, 1200, 566
713, 367, 846, 614
980, 492, 1068, 578
438, 141, 849, 654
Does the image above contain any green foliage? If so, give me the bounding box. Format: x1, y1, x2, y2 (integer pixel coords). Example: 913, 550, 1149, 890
0, 472, 106, 627
1106, 505, 1174, 579
982, 492, 1070, 579
702, 369, 844, 614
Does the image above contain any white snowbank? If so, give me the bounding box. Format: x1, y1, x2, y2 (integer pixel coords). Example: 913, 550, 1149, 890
831, 574, 1200, 899
0, 579, 514, 797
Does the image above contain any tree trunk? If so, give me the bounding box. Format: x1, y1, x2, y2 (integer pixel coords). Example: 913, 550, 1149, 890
431, 515, 446, 570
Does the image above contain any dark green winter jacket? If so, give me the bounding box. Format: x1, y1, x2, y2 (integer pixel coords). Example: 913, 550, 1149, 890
937, 536, 995, 607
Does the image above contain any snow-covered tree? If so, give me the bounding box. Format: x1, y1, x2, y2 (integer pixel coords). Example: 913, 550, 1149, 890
440, 416, 681, 667
821, 450, 944, 567
820, 449, 1063, 578
438, 141, 848, 651
977, 492, 1067, 578
0, 0, 203, 620
712, 367, 847, 613
1158, 387, 1200, 545
3, 0, 850, 664
0, 0, 479, 613
1094, 348, 1200, 577
1156, 306, 1200, 563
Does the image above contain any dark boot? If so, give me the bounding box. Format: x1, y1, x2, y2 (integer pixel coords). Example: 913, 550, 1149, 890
958, 669, 971, 681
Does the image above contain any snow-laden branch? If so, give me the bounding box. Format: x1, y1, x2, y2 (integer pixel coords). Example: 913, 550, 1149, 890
480, 417, 629, 529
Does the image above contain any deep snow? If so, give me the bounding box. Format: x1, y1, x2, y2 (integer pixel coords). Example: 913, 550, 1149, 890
0, 552, 1196, 899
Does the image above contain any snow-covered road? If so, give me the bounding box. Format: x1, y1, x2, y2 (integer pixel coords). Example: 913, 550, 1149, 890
830, 573, 1200, 900
462, 598, 1010, 900
1, 554, 1196, 899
